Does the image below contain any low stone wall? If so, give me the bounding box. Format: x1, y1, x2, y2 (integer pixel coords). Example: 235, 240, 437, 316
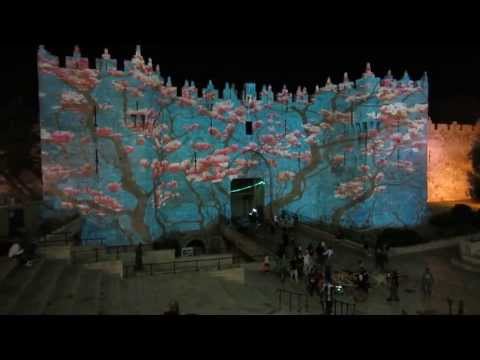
299, 224, 480, 257
83, 260, 123, 279
38, 245, 72, 260
72, 248, 175, 265
298, 224, 363, 251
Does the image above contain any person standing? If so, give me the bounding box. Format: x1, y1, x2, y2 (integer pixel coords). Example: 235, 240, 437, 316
289, 258, 299, 283
303, 251, 312, 276
323, 246, 334, 266
421, 267, 434, 299
135, 243, 144, 271
387, 270, 400, 302
261, 255, 271, 273
323, 281, 335, 315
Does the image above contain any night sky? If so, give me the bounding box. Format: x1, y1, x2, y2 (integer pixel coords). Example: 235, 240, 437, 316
2, 43, 480, 124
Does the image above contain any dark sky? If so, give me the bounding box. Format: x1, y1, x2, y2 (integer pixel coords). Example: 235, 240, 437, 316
2, 43, 480, 124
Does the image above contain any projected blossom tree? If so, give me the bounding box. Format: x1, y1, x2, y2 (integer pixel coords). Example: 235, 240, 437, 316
39, 46, 428, 244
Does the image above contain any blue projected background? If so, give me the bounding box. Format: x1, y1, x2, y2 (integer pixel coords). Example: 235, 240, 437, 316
38, 46, 429, 245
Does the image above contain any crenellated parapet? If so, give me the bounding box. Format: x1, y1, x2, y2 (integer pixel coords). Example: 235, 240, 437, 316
38, 45, 429, 106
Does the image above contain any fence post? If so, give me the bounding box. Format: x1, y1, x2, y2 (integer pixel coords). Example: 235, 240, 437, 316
297, 294, 301, 313
289, 293, 292, 312
447, 297, 453, 315
116, 247, 120, 260
217, 259, 221, 270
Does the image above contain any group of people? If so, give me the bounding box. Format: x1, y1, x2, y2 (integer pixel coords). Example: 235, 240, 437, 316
262, 234, 338, 314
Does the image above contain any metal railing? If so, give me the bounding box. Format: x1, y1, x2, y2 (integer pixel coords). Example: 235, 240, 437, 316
276, 288, 356, 315
71, 240, 155, 264
123, 255, 241, 278
276, 288, 310, 313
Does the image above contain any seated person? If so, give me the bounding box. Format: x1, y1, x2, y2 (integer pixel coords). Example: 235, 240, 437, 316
8, 242, 32, 267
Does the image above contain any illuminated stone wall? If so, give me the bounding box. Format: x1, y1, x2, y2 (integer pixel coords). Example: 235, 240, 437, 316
427, 120, 480, 202
38, 45, 429, 245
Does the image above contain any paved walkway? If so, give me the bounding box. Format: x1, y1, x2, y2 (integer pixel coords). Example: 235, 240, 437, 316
252, 225, 480, 315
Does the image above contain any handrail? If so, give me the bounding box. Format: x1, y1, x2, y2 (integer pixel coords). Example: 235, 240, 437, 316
123, 255, 241, 278
276, 288, 356, 315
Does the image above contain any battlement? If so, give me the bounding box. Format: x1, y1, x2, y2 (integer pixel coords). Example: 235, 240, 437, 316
428, 119, 480, 133
38, 45, 429, 102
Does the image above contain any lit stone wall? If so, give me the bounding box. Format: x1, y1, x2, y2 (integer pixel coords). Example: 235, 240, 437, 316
427, 120, 480, 202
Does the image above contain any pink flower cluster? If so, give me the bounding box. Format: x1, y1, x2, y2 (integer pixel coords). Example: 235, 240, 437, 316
277, 171, 296, 182
60, 91, 88, 112
50, 131, 75, 145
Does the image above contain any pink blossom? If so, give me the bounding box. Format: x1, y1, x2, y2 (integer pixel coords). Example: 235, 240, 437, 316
192, 142, 212, 151
124, 146, 135, 154
177, 97, 196, 107
331, 155, 345, 167
166, 180, 178, 189
113, 81, 129, 92
164, 140, 182, 153
96, 127, 114, 137
376, 159, 388, 167
183, 123, 200, 132
63, 187, 81, 197
335, 180, 364, 200
234, 106, 246, 116
50, 131, 75, 145
267, 159, 277, 168
60, 91, 88, 112
359, 164, 370, 174
277, 171, 296, 182
261, 134, 277, 146
375, 172, 385, 183
79, 164, 94, 177
235, 159, 259, 169
390, 133, 403, 146
108, 69, 125, 77
107, 182, 122, 192
128, 87, 144, 97
93, 195, 124, 212
167, 163, 184, 173
241, 143, 259, 153
214, 145, 239, 156
286, 133, 300, 146
208, 127, 223, 139
98, 103, 113, 111
137, 137, 145, 145
397, 160, 415, 173
253, 121, 263, 131
139, 159, 150, 169
61, 202, 75, 209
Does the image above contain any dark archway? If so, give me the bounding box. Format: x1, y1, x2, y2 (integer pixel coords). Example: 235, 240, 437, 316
230, 178, 265, 223
186, 239, 206, 256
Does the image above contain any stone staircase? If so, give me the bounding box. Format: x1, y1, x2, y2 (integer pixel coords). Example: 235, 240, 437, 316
0, 256, 289, 315
451, 240, 480, 273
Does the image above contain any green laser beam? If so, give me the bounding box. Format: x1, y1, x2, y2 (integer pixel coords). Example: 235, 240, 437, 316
230, 181, 265, 193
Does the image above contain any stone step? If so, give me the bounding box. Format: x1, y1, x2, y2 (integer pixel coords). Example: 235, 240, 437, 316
451, 258, 480, 273
71, 269, 103, 315
0, 260, 46, 315
98, 274, 123, 315
10, 260, 67, 315
0, 257, 17, 284
43, 264, 83, 315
